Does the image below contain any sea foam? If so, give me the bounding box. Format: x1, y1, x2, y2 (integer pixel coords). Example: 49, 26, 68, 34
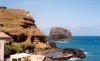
84, 52, 91, 55
68, 58, 81, 61
56, 41, 69, 43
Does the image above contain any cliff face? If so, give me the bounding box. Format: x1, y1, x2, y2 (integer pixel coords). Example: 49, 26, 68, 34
0, 8, 46, 43
49, 27, 72, 41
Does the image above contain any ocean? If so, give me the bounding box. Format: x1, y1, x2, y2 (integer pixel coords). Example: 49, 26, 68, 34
53, 36, 100, 61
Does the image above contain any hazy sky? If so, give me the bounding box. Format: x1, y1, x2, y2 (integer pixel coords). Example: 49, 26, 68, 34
0, 0, 100, 36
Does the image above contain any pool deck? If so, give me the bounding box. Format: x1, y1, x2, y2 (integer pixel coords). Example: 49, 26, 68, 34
30, 54, 45, 61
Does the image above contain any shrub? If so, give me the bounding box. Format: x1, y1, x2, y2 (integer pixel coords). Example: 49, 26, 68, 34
4, 42, 23, 58
4, 45, 12, 58
19, 42, 34, 52
11, 42, 23, 53
4, 42, 34, 58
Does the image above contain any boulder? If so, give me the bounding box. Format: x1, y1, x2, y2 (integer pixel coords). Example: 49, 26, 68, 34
63, 48, 85, 58
49, 27, 72, 41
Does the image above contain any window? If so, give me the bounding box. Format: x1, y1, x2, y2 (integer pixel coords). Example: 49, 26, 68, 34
12, 59, 17, 61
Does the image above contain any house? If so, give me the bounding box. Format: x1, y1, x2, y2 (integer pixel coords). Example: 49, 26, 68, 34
10, 53, 31, 61
10, 53, 46, 61
0, 32, 11, 43
0, 41, 4, 61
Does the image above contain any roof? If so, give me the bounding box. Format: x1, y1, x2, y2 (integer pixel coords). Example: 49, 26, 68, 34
0, 32, 10, 38
10, 53, 31, 58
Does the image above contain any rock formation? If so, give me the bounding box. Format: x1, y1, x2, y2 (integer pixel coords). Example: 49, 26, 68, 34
36, 48, 85, 61
49, 27, 72, 41
63, 48, 85, 58
0, 8, 46, 43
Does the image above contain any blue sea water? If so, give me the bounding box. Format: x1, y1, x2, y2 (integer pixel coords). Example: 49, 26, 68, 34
53, 36, 100, 61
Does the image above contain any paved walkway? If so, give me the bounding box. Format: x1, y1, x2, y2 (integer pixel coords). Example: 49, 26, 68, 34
30, 55, 45, 61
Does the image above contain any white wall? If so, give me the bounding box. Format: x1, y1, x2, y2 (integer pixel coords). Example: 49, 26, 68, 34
0, 40, 4, 61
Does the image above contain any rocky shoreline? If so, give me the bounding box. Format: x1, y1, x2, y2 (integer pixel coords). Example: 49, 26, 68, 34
35, 47, 85, 61
46, 27, 85, 61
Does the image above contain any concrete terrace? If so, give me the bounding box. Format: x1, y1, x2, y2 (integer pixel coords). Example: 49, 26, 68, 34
31, 54, 45, 61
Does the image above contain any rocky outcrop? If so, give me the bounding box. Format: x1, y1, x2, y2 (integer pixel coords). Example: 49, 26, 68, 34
48, 42, 57, 48
36, 48, 85, 61
49, 27, 72, 41
63, 48, 85, 58
0, 8, 46, 43
44, 54, 73, 61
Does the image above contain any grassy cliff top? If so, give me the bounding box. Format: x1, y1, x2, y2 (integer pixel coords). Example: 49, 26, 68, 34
0, 8, 45, 36
0, 8, 45, 43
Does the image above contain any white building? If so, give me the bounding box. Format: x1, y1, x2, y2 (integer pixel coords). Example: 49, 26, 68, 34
10, 53, 31, 61
0, 41, 4, 61
0, 32, 11, 43
10, 53, 46, 61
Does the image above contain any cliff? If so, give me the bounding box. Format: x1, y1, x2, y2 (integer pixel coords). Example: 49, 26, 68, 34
49, 27, 72, 41
0, 8, 46, 43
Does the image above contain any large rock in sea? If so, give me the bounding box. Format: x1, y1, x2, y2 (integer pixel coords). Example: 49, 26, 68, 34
0, 8, 46, 43
49, 27, 72, 41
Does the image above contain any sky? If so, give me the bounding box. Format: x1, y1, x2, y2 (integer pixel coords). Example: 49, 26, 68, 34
0, 0, 100, 36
